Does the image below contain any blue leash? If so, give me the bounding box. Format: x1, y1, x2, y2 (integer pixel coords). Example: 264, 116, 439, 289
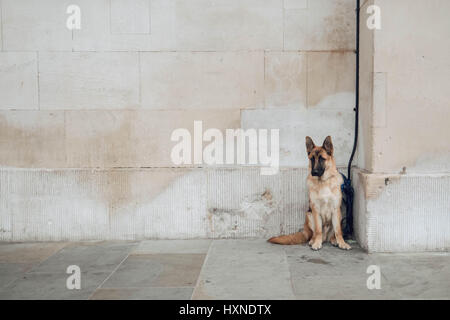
340, 172, 354, 239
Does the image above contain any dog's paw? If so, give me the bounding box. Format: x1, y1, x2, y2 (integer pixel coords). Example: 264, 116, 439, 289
338, 242, 351, 250
311, 241, 322, 251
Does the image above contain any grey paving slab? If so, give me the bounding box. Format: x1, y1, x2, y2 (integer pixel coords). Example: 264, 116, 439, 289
132, 240, 211, 254
0, 240, 448, 300
90, 287, 193, 300
290, 274, 401, 300
285, 242, 400, 299
0, 270, 110, 300
371, 252, 450, 299
0, 242, 68, 291
284, 241, 373, 277
192, 239, 296, 300
28, 241, 137, 274
0, 263, 32, 289
102, 254, 205, 288
0, 242, 67, 263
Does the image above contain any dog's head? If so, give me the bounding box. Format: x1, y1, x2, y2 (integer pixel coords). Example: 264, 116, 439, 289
305, 136, 334, 178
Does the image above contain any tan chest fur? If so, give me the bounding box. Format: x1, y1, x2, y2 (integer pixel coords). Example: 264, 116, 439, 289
307, 174, 343, 225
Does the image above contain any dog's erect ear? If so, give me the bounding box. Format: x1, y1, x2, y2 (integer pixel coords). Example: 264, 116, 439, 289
322, 136, 334, 156
305, 136, 315, 155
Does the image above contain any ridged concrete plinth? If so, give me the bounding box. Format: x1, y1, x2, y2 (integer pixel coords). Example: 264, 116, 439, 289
354, 169, 450, 252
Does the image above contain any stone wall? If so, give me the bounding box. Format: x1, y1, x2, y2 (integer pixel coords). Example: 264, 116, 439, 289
355, 0, 450, 252
0, 0, 357, 241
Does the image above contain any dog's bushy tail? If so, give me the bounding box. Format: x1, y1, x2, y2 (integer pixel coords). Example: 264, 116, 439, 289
268, 229, 311, 245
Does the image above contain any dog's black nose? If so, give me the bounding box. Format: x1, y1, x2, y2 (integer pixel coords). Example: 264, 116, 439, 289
311, 169, 324, 177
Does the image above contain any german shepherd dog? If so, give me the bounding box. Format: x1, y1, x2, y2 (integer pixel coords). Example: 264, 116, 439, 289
269, 136, 351, 250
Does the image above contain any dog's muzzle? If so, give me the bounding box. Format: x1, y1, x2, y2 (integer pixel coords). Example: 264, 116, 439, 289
311, 170, 324, 177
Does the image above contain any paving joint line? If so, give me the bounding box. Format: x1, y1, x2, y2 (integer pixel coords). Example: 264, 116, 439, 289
1, 242, 69, 289
87, 242, 139, 300
190, 240, 214, 300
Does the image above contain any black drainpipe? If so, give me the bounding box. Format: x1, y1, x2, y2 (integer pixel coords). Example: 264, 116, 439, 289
342, 0, 360, 238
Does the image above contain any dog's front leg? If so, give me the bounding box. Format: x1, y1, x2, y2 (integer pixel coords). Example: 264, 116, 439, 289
332, 207, 351, 250
308, 207, 323, 251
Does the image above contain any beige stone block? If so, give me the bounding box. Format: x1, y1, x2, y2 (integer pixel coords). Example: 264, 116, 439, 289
373, 0, 450, 83
307, 52, 355, 108
73, 0, 283, 51
73, 0, 176, 51
65, 109, 241, 168
110, 0, 151, 34
284, 0, 355, 50
39, 52, 140, 110
369, 0, 450, 173
284, 8, 308, 50
175, 0, 283, 50
241, 109, 354, 167
284, 0, 308, 9
264, 52, 307, 108
356, 0, 374, 171
372, 72, 387, 128
140, 52, 264, 109
2, 0, 72, 51
0, 111, 66, 168
0, 6, 2, 51
0, 52, 38, 110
